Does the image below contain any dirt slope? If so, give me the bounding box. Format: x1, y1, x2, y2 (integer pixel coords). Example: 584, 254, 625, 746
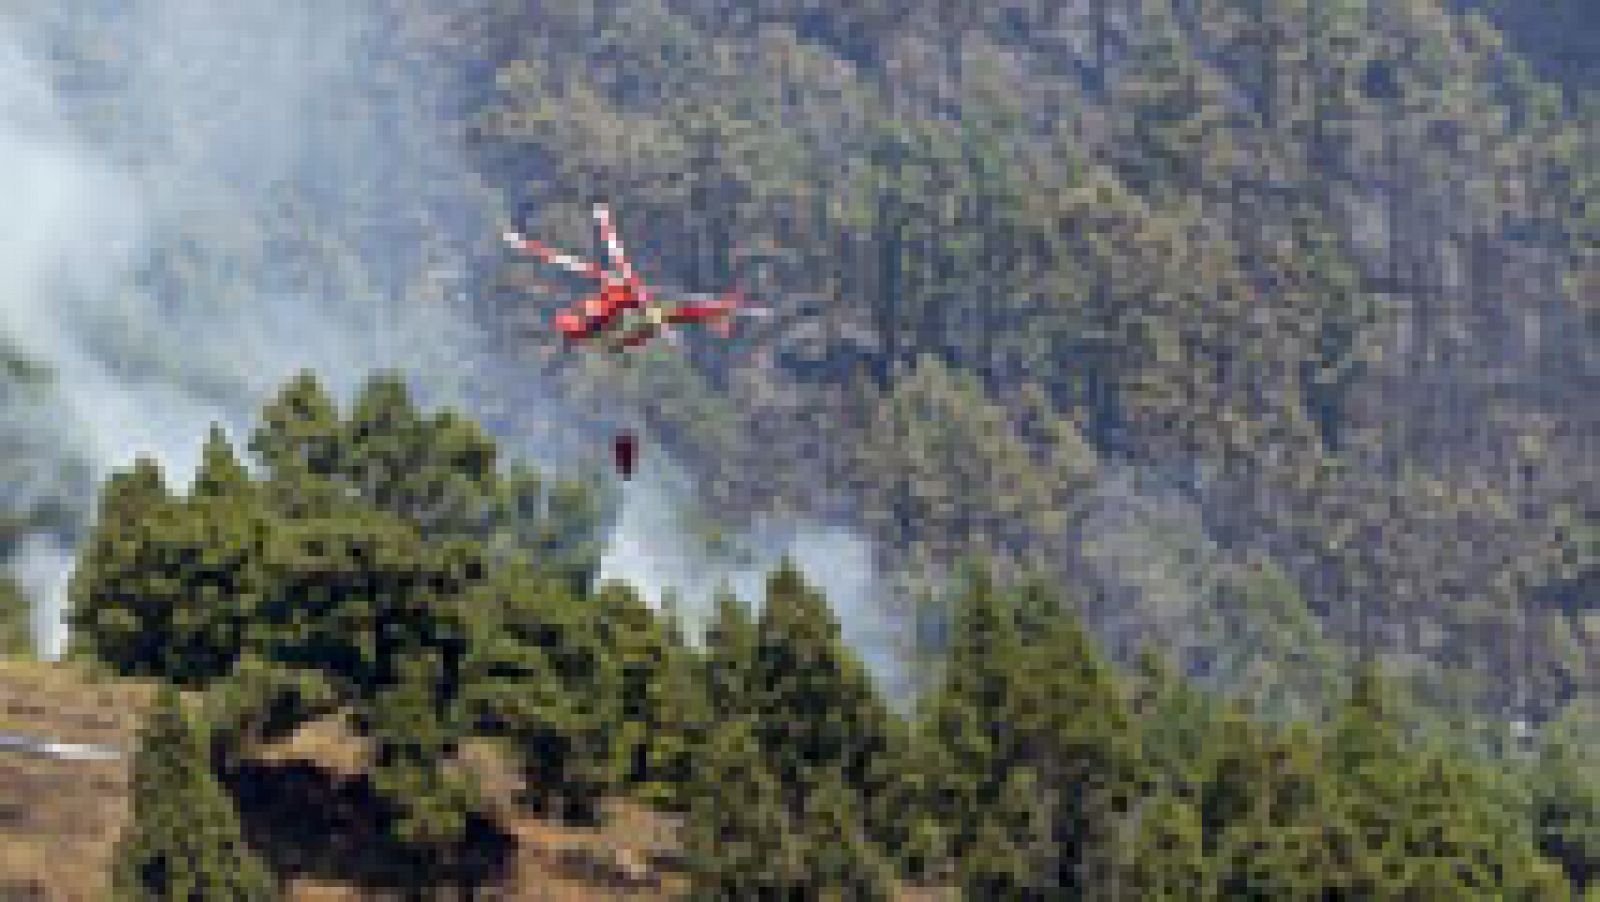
0, 659, 153, 901
0, 661, 686, 900
0, 661, 954, 900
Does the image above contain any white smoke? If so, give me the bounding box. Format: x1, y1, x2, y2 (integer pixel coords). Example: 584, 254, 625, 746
0, 2, 493, 656
597, 454, 905, 691
0, 41, 216, 474
0, 24, 214, 657
0, 1, 897, 678
12, 534, 73, 661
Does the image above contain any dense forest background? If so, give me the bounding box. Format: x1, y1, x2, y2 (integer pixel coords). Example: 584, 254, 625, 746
69, 371, 1600, 897
0, 0, 1594, 737
0, 0, 1595, 894
454, 0, 1600, 734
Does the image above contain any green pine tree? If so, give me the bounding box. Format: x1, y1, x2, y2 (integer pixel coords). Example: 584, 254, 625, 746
920, 562, 1141, 892
749, 558, 910, 858
680, 717, 809, 899
247, 369, 343, 483
959, 765, 1057, 900
460, 563, 624, 824
796, 769, 898, 902
635, 603, 712, 812
191, 424, 251, 500
1115, 792, 1214, 900
70, 481, 267, 684
112, 686, 276, 901
702, 586, 758, 718
0, 575, 32, 658
1128, 647, 1222, 803
95, 457, 173, 526
1209, 721, 1366, 898
1013, 588, 1141, 895
362, 652, 481, 847
920, 559, 1024, 863
590, 580, 710, 811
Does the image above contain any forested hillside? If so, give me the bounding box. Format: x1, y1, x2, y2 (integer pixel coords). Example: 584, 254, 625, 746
436, 0, 1596, 728
0, 0, 1592, 735
0, 0, 1594, 895
68, 372, 1599, 897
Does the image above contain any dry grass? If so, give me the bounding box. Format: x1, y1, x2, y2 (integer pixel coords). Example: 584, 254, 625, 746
0, 659, 156, 902
252, 710, 370, 776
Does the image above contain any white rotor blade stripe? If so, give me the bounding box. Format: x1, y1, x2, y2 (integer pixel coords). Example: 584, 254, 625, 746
505, 231, 609, 281
593, 205, 639, 287
596, 206, 653, 305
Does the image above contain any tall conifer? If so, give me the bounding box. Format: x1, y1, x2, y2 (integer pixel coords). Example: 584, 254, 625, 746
112, 687, 276, 902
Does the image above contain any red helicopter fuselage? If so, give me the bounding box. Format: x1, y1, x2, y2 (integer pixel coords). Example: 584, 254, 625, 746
504, 204, 759, 476
509, 217, 740, 348
553, 283, 741, 346
552, 281, 641, 341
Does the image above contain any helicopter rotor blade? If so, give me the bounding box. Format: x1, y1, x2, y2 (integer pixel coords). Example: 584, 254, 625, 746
504, 230, 610, 281
593, 205, 648, 301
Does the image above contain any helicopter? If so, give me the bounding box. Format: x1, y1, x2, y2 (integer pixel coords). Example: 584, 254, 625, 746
503, 203, 768, 477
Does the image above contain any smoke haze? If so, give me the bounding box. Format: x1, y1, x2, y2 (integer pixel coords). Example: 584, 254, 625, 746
597, 455, 906, 690
0, 2, 495, 656
0, 2, 896, 675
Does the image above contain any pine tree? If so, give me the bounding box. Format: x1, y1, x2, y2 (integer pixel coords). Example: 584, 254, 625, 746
1214, 807, 1370, 900
1016, 596, 1141, 895
1326, 662, 1412, 835
796, 769, 898, 901
191, 424, 251, 500
0, 576, 32, 658
634, 629, 711, 812
680, 718, 808, 899
112, 686, 276, 901
959, 766, 1057, 900
1310, 664, 1572, 897
590, 580, 710, 811
1209, 721, 1365, 898
69, 458, 175, 663
921, 559, 1024, 861
1400, 752, 1570, 898
247, 369, 343, 483
95, 457, 172, 526
703, 586, 758, 718
885, 723, 957, 883
1115, 793, 1214, 900
920, 562, 1141, 891
1010, 567, 1070, 640
751, 558, 902, 805
341, 373, 501, 538
1128, 648, 1220, 803
70, 483, 266, 684
460, 563, 624, 824
362, 653, 480, 847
